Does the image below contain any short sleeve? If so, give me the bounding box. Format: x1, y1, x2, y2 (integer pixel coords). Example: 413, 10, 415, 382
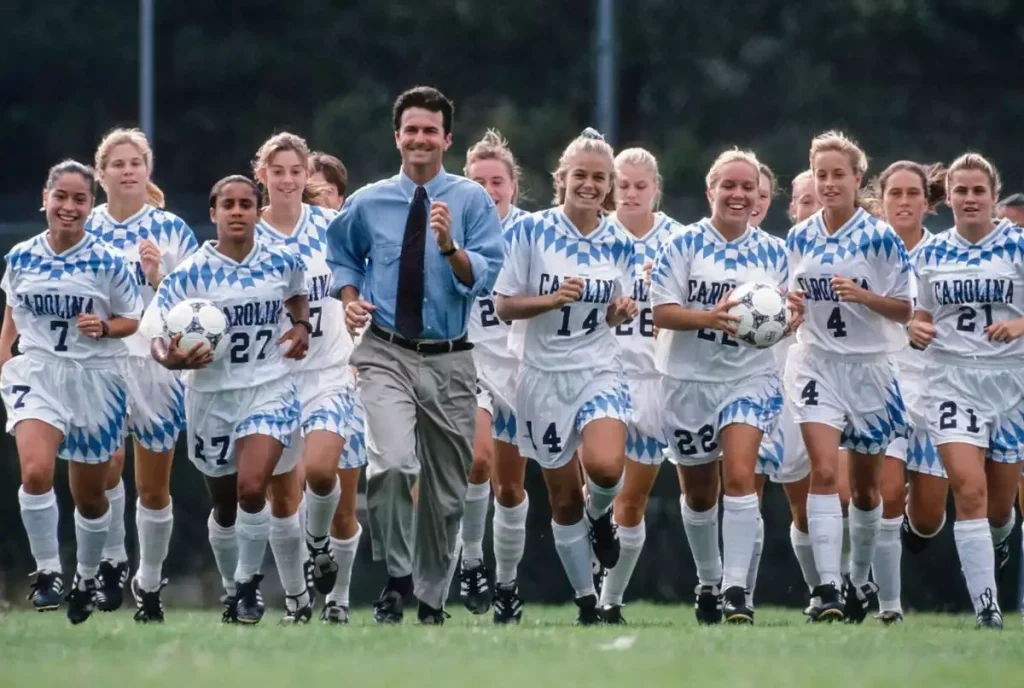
286, 254, 309, 299
172, 220, 199, 266
614, 241, 637, 299
1, 266, 11, 300
492, 217, 532, 297
785, 227, 802, 292
882, 231, 912, 301
650, 234, 690, 307
110, 258, 143, 319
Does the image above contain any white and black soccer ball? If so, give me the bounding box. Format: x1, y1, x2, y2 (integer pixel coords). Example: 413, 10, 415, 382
163, 298, 230, 359
728, 281, 788, 349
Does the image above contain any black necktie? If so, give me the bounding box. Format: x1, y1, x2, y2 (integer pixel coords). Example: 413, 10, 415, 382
395, 186, 428, 339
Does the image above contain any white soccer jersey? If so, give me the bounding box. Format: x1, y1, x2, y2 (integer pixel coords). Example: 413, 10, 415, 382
153, 240, 307, 392
788, 208, 912, 355
256, 204, 352, 372
85, 204, 198, 356
493, 208, 635, 373
611, 212, 680, 379
915, 219, 1024, 364
892, 231, 939, 378
2, 231, 143, 360
467, 205, 525, 360
650, 219, 788, 382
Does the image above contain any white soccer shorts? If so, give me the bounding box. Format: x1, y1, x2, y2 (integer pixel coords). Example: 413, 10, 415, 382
184, 377, 301, 478
919, 360, 1024, 464
886, 372, 946, 478
2, 353, 127, 464
786, 343, 910, 456
756, 396, 811, 483
515, 365, 631, 470
118, 355, 185, 453
662, 372, 783, 468
626, 376, 667, 466
475, 356, 518, 444
279, 366, 367, 471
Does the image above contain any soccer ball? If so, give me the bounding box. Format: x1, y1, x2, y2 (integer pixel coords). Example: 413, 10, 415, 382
163, 298, 229, 358
728, 281, 788, 349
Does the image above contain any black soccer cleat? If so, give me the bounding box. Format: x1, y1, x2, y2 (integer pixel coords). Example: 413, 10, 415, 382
27, 570, 64, 611
722, 585, 754, 624
588, 510, 620, 569
320, 600, 350, 624
994, 536, 1012, 576
234, 574, 265, 625
874, 610, 904, 626
373, 588, 405, 625
803, 599, 823, 622
900, 512, 932, 555
600, 604, 626, 625
302, 558, 318, 610
809, 582, 844, 623
305, 539, 338, 596
492, 581, 523, 625
131, 576, 167, 623
574, 593, 602, 626
975, 588, 1003, 630
417, 601, 450, 626
220, 593, 238, 624
95, 559, 129, 612
842, 579, 879, 624
694, 584, 723, 625
459, 559, 492, 615
65, 574, 97, 625
280, 592, 313, 625
592, 555, 606, 598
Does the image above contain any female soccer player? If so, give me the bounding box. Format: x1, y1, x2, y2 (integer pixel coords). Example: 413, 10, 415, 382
909, 153, 1024, 629
459, 130, 527, 621
865, 161, 949, 624
789, 170, 819, 224
151, 175, 310, 625
84, 128, 198, 620
253, 132, 366, 624
597, 147, 679, 623
787, 131, 913, 623
494, 128, 637, 625
309, 152, 348, 211
1, 160, 142, 624
651, 150, 787, 625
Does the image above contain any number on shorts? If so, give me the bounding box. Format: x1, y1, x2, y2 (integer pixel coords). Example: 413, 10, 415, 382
230, 329, 275, 363
309, 306, 324, 338
674, 429, 696, 456
614, 308, 654, 338
674, 425, 716, 455
541, 422, 563, 453
524, 420, 537, 450
827, 307, 848, 338
938, 400, 980, 433
955, 305, 994, 333
696, 328, 739, 347
698, 424, 717, 453
50, 320, 69, 352
479, 298, 500, 327
801, 380, 819, 406
556, 306, 600, 337
195, 434, 230, 466
11, 384, 30, 409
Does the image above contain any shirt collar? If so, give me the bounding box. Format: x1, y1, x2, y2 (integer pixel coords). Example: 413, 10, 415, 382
397, 166, 448, 200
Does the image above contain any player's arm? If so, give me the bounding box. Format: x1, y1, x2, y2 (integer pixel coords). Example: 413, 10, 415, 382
79, 256, 144, 339
649, 234, 739, 334
831, 275, 912, 324
151, 335, 213, 370
495, 278, 584, 322
77, 314, 139, 340
652, 298, 740, 335
0, 305, 17, 366
280, 292, 311, 360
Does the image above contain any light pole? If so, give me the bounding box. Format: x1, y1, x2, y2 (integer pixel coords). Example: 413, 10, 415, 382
596, 0, 616, 143
140, 0, 154, 139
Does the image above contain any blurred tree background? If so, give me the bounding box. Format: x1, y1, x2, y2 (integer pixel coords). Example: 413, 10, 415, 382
1, 0, 1022, 611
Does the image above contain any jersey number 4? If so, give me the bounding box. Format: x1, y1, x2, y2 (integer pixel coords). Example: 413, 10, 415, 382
826, 307, 848, 338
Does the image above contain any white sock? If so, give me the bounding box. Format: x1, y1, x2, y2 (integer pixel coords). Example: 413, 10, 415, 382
790, 523, 821, 591
101, 479, 127, 563
722, 494, 760, 591
270, 512, 308, 604
493, 496, 528, 585
746, 514, 764, 608
235, 504, 270, 584
990, 511, 1017, 547
304, 479, 340, 546
841, 516, 851, 577
848, 503, 882, 586
18, 487, 61, 573
955, 518, 998, 614
327, 525, 362, 608
207, 511, 238, 595
551, 518, 596, 597
873, 517, 903, 613
585, 474, 623, 521
136, 500, 173, 591
460, 481, 491, 565
298, 495, 307, 531
807, 493, 843, 588
600, 520, 645, 606
74, 507, 111, 580
681, 497, 722, 586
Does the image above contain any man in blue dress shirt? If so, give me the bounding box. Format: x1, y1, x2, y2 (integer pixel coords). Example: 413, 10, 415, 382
327, 86, 503, 625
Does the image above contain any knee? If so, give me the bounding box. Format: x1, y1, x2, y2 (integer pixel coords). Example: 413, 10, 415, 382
212, 500, 237, 528
810, 465, 837, 492
615, 492, 648, 527
880, 479, 905, 518
494, 482, 525, 509
850, 484, 880, 511
585, 451, 624, 487
305, 462, 338, 495
20, 462, 54, 495
236, 474, 268, 513
684, 479, 718, 512
951, 482, 986, 519
469, 450, 492, 483
332, 505, 359, 538
722, 470, 755, 498
549, 485, 584, 524
76, 493, 109, 520
136, 480, 170, 510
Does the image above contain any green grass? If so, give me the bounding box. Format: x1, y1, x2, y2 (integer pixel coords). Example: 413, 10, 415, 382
0, 604, 1016, 687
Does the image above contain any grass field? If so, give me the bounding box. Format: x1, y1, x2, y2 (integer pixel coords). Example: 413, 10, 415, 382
0, 604, 1018, 687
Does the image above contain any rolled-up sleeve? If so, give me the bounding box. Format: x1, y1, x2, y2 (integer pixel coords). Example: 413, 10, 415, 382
326, 194, 370, 297
451, 188, 503, 298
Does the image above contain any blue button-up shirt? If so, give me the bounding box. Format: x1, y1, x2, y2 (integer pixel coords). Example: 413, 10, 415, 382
326, 167, 504, 340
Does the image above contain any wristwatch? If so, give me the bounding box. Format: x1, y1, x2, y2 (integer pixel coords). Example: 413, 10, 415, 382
99, 321, 109, 338
441, 240, 459, 257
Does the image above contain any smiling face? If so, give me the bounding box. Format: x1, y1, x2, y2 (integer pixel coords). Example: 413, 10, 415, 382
395, 107, 450, 170
882, 169, 928, 234
562, 151, 613, 215
44, 172, 93, 238
750, 174, 773, 225
100, 142, 149, 205
707, 160, 759, 229
209, 182, 259, 243
262, 148, 307, 209
948, 168, 995, 231
813, 150, 861, 213
469, 158, 515, 219
615, 162, 659, 222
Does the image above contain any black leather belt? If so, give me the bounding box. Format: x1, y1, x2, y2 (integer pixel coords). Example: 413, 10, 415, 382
370, 323, 473, 354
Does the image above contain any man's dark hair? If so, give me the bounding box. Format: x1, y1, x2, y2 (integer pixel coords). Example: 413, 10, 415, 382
999, 192, 1024, 208
392, 86, 454, 135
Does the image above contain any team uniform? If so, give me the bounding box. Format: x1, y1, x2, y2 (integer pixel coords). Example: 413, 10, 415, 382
152, 240, 307, 478
786, 208, 911, 455
651, 220, 788, 469
756, 338, 810, 482
85, 204, 197, 452
2, 232, 142, 461
494, 208, 635, 470
256, 204, 365, 470
611, 212, 677, 464
468, 205, 526, 444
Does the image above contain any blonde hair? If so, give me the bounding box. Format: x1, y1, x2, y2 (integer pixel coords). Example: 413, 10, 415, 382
465, 129, 521, 201
809, 130, 868, 176
94, 128, 165, 208
946, 152, 1001, 200
252, 131, 322, 205
705, 148, 760, 189
615, 147, 662, 208
553, 128, 616, 212
792, 169, 814, 192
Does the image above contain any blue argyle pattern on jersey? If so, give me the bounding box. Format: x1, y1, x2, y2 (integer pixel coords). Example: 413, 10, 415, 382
86, 205, 198, 257
59, 375, 129, 463
128, 377, 185, 452
492, 402, 517, 443
626, 423, 667, 465
506, 208, 634, 268
256, 204, 334, 261
502, 206, 526, 229
839, 375, 910, 455
235, 383, 301, 446
576, 381, 632, 430
787, 209, 910, 273
905, 428, 946, 477
159, 242, 305, 301
719, 376, 784, 451
916, 220, 1024, 269
651, 222, 788, 284
6, 235, 139, 301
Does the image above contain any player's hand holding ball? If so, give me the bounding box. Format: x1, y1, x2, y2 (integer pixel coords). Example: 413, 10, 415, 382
707, 290, 741, 336
549, 277, 584, 308
160, 333, 214, 370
